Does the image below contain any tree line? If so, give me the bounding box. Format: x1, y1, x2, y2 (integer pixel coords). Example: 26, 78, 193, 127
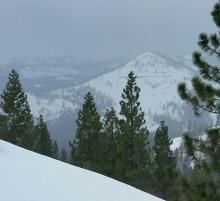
0, 69, 177, 199
0, 69, 61, 159
69, 71, 177, 199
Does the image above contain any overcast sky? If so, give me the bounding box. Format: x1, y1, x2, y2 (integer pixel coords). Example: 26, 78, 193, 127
0, 0, 218, 62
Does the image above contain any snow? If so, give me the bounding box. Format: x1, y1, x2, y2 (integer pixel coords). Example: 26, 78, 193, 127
27, 93, 76, 121
0, 140, 164, 201
25, 52, 199, 132
171, 137, 183, 151
75, 52, 194, 130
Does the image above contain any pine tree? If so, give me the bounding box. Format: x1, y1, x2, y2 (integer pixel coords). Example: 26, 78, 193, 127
153, 121, 176, 199
34, 115, 53, 157
175, 2, 220, 200
70, 92, 102, 171
172, 128, 220, 201
99, 107, 119, 177
174, 143, 192, 177
0, 69, 34, 149
117, 71, 152, 189
0, 113, 8, 140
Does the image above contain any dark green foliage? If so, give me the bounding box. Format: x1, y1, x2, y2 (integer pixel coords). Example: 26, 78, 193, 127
178, 1, 220, 116
69, 72, 155, 192
174, 143, 192, 178
70, 92, 102, 171
153, 121, 176, 199
175, 2, 220, 200
34, 115, 53, 157
173, 129, 220, 201
0, 114, 8, 140
0, 69, 34, 149
99, 107, 119, 177
117, 71, 152, 189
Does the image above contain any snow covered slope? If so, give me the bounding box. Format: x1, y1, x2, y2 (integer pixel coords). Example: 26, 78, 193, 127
171, 137, 183, 151
82, 52, 193, 130
1, 52, 210, 147
27, 52, 194, 121
25, 52, 214, 147
51, 52, 211, 134
0, 140, 163, 201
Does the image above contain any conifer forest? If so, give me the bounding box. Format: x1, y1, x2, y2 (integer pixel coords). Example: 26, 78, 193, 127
0, 1, 220, 201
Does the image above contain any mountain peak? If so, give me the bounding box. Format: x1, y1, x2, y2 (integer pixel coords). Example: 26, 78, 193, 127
134, 52, 166, 65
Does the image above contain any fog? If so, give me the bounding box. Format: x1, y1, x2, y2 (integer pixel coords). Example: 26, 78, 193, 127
0, 0, 217, 62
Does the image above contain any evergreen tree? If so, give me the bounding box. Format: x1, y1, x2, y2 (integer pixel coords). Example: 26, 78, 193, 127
0, 69, 34, 149
172, 128, 220, 201
174, 143, 192, 177
0, 113, 8, 140
153, 121, 176, 199
117, 71, 151, 189
70, 92, 102, 171
34, 115, 53, 157
99, 107, 119, 177
175, 2, 220, 200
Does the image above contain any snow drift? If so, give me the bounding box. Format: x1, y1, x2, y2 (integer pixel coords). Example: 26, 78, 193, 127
0, 140, 163, 201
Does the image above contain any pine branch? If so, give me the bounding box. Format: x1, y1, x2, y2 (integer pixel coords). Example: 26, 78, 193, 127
205, 69, 220, 84
205, 44, 220, 57
193, 138, 220, 146
197, 103, 219, 114
207, 63, 220, 73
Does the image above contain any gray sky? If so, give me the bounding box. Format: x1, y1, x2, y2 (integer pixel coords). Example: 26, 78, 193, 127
0, 0, 218, 62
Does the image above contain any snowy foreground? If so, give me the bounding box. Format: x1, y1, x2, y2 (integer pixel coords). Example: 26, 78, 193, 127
0, 140, 163, 201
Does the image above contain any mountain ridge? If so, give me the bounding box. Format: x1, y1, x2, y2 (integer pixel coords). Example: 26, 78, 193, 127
0, 52, 214, 148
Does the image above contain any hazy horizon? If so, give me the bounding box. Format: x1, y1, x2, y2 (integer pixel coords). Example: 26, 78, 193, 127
0, 0, 217, 62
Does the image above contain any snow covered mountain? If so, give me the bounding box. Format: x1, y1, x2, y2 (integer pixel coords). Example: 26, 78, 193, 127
0, 140, 163, 201
38, 52, 212, 147
0, 56, 126, 94
80, 52, 195, 130
0, 52, 214, 148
